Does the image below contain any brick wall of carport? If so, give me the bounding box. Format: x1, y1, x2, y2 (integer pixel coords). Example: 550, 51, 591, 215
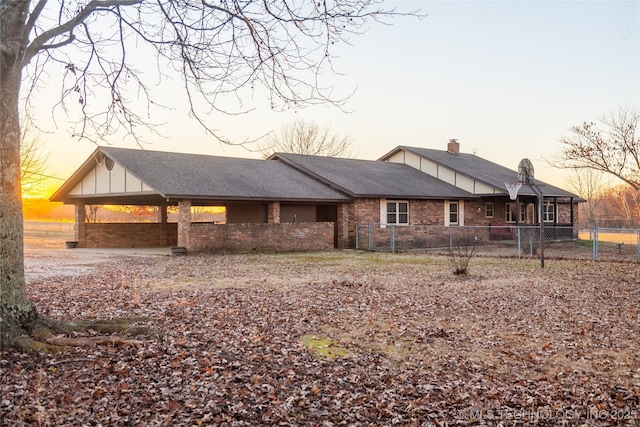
71, 198, 350, 251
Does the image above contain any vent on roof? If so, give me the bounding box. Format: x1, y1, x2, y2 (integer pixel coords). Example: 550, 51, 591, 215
447, 139, 460, 154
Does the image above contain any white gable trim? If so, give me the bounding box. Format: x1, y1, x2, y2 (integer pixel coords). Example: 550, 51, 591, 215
387, 148, 501, 195
67, 158, 156, 196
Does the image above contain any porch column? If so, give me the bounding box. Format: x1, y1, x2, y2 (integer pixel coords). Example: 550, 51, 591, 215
268, 201, 280, 224
336, 203, 350, 249
156, 203, 168, 224
74, 200, 86, 247
156, 202, 169, 246
177, 200, 191, 248
570, 197, 574, 226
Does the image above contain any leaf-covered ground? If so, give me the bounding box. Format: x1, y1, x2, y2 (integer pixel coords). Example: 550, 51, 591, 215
2, 250, 639, 426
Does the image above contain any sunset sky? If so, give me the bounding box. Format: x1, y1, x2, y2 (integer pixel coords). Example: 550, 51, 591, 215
29, 0, 639, 199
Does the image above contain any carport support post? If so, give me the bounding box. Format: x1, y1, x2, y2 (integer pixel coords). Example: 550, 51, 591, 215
156, 203, 168, 224
177, 200, 191, 249
336, 203, 349, 249
74, 200, 86, 248
267, 202, 280, 224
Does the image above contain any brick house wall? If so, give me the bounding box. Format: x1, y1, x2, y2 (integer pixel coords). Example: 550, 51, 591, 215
353, 198, 498, 228
352, 199, 378, 248
408, 200, 445, 225
188, 222, 334, 252
557, 201, 578, 224
353, 198, 379, 223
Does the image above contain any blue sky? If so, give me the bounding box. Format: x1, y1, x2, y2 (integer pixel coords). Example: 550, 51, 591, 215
41, 0, 639, 194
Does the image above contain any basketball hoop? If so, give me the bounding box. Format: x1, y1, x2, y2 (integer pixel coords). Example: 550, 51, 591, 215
505, 181, 522, 200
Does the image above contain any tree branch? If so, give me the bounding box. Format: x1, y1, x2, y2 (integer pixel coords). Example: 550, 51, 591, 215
22, 0, 143, 67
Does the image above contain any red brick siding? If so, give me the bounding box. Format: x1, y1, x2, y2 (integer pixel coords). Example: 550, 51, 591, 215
353, 198, 379, 224
352, 199, 378, 248
408, 200, 445, 225
557, 202, 577, 224
188, 222, 334, 252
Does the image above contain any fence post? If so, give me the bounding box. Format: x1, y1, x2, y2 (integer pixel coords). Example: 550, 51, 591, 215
391, 225, 395, 253
368, 223, 373, 252
593, 227, 598, 261
355, 223, 359, 250
449, 227, 453, 251
517, 226, 521, 258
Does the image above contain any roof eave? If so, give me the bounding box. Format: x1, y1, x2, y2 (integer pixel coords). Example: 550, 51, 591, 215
163, 194, 352, 203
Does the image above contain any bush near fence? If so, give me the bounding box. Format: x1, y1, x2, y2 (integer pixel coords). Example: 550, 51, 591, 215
356, 224, 640, 263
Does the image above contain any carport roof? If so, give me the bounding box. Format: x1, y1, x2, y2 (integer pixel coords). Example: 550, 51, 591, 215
51, 147, 352, 203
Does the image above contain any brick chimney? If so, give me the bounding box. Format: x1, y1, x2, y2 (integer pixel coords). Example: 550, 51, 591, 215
447, 139, 460, 154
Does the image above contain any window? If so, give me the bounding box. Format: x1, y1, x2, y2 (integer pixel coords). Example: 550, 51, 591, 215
485, 202, 494, 218
387, 201, 408, 225
505, 203, 526, 223
543, 201, 555, 222
449, 201, 459, 225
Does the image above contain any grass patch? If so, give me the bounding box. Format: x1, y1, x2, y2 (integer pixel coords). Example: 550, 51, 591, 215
577, 239, 594, 248
301, 334, 350, 359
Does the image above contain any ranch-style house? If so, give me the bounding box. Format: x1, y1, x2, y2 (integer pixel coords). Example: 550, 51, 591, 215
50, 140, 581, 252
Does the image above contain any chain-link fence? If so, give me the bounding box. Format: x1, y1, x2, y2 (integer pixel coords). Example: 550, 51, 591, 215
355, 224, 640, 263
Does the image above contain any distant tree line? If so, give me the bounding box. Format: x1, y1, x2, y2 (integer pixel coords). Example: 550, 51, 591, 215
574, 182, 640, 228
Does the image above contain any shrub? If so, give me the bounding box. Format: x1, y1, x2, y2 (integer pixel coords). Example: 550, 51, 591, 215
448, 238, 477, 275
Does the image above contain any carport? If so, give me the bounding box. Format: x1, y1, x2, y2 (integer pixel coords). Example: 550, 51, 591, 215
50, 147, 352, 252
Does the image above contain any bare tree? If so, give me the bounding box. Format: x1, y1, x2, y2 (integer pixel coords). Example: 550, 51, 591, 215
598, 185, 640, 228
20, 122, 50, 197
85, 205, 101, 223
557, 107, 640, 191
1, 1, 418, 349
259, 118, 355, 158
565, 168, 612, 228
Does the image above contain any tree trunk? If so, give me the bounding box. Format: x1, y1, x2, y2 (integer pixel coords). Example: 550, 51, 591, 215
1, 0, 44, 349
1, 4, 159, 350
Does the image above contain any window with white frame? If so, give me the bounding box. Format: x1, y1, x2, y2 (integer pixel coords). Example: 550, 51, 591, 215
543, 201, 555, 222
449, 201, 459, 225
485, 202, 494, 218
505, 203, 526, 223
387, 201, 408, 225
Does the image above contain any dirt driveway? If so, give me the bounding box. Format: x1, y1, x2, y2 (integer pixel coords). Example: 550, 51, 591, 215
24, 247, 171, 281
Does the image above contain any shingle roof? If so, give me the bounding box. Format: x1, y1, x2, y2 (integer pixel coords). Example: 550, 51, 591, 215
385, 146, 578, 198
52, 145, 579, 205
52, 147, 351, 203
271, 153, 475, 199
